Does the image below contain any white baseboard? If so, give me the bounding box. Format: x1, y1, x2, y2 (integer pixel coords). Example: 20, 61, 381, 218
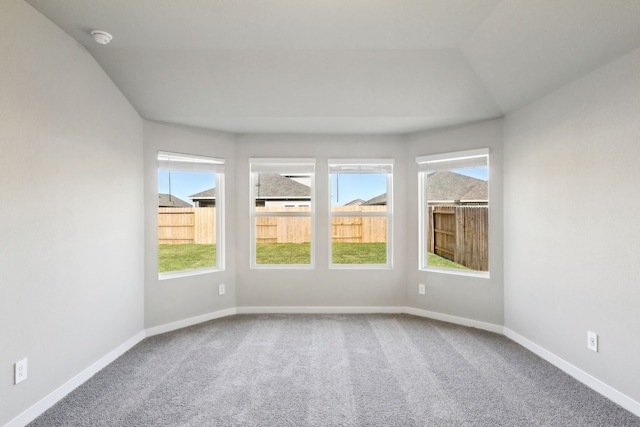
404, 307, 504, 334
145, 307, 237, 337
5, 331, 146, 427
234, 306, 502, 337
504, 328, 640, 418
236, 306, 405, 314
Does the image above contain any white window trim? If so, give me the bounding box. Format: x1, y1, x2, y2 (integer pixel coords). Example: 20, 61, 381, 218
158, 151, 225, 280
249, 158, 316, 269
158, 151, 225, 173
328, 159, 394, 269
159, 266, 220, 280
416, 148, 489, 168
417, 149, 490, 278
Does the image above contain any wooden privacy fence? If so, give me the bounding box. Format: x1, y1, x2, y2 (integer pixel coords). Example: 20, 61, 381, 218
331, 206, 386, 243
255, 216, 311, 244
255, 207, 310, 244
255, 206, 387, 244
428, 205, 488, 271
158, 206, 388, 245
158, 207, 215, 244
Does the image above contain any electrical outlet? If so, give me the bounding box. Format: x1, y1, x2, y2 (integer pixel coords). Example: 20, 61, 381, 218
587, 331, 598, 352
15, 358, 28, 384
418, 284, 426, 295
218, 284, 225, 296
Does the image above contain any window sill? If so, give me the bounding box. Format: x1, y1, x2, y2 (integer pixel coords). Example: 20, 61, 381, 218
250, 264, 315, 270
420, 267, 490, 279
159, 267, 223, 280
330, 264, 392, 270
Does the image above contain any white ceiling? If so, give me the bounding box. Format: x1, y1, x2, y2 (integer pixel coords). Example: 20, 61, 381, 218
25, 0, 640, 134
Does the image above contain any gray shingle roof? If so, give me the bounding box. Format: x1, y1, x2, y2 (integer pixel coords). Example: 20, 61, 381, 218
254, 173, 310, 199
158, 193, 192, 207
355, 171, 487, 206
362, 194, 387, 206
189, 188, 216, 200
186, 172, 486, 205
344, 198, 366, 206
427, 171, 488, 202
188, 174, 312, 202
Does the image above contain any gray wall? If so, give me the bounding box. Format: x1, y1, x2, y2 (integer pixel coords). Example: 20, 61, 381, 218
404, 120, 504, 326
0, 1, 144, 425
144, 121, 236, 329
4, 0, 639, 419
503, 48, 640, 403
235, 134, 408, 308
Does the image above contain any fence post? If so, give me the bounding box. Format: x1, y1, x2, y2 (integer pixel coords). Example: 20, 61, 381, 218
428, 206, 434, 253
454, 207, 464, 266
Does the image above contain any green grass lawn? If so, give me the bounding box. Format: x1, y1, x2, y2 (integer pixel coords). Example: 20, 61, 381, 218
159, 243, 467, 271
332, 242, 386, 264
256, 242, 386, 264
427, 252, 469, 270
256, 243, 312, 264
158, 244, 216, 272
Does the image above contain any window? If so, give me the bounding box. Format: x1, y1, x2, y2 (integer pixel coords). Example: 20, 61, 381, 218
157, 151, 225, 278
329, 160, 393, 268
250, 159, 315, 268
417, 149, 489, 276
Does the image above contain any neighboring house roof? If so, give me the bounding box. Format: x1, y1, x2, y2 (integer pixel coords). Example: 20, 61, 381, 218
344, 198, 365, 206
355, 171, 488, 206
158, 193, 192, 207
427, 171, 488, 203
189, 187, 216, 201
189, 174, 312, 203
362, 194, 387, 206
255, 173, 310, 199
186, 173, 486, 205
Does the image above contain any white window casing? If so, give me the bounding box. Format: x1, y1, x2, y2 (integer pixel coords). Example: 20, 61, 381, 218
249, 158, 316, 269
329, 159, 393, 269
157, 151, 225, 279
416, 149, 489, 278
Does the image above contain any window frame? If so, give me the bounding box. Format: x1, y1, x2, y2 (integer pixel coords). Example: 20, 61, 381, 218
417, 148, 489, 278
249, 158, 316, 269
328, 159, 394, 269
157, 151, 225, 280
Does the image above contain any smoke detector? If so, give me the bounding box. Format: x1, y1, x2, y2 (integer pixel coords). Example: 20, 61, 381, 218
91, 30, 112, 45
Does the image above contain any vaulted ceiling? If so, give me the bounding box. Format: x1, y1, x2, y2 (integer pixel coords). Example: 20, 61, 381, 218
26, 0, 640, 134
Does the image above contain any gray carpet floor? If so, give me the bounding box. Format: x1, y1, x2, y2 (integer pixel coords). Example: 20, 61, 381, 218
30, 314, 640, 426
